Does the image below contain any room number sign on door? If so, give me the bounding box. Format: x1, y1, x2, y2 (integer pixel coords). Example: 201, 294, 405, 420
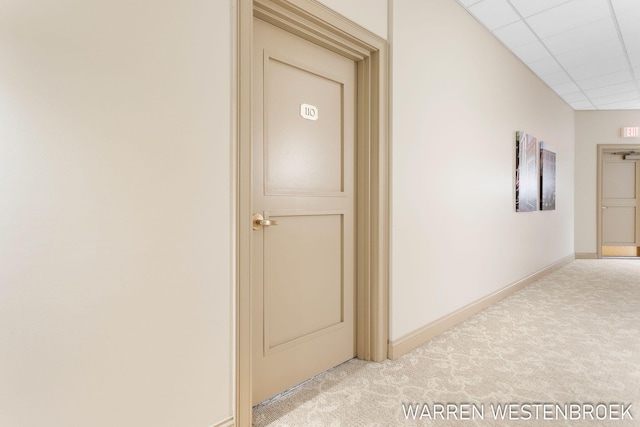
300, 104, 318, 121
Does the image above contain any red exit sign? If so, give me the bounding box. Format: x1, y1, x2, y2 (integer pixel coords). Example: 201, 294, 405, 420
621, 127, 640, 138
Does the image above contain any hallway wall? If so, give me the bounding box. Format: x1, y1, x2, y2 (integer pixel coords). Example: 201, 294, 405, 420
575, 110, 640, 255
317, 0, 388, 39
0, 1, 234, 426
390, 0, 575, 341
1, 0, 581, 425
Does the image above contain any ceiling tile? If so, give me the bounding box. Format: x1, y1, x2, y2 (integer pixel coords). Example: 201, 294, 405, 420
630, 53, 640, 68
594, 97, 640, 109
553, 81, 581, 95
492, 20, 538, 48
563, 92, 589, 102
468, 0, 520, 30
570, 100, 596, 109
508, 0, 572, 18
584, 81, 638, 99
617, 8, 640, 35
542, 18, 619, 55
527, 56, 563, 75
592, 91, 640, 106
566, 55, 629, 81
611, 0, 640, 12
457, 0, 483, 7
512, 40, 551, 63
525, 0, 611, 39
541, 70, 574, 86
622, 31, 640, 56
554, 39, 625, 69
577, 70, 634, 90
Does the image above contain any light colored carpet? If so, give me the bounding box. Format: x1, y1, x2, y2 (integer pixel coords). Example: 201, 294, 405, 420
253, 260, 640, 426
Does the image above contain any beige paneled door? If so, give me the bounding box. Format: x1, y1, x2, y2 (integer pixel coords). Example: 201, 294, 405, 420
251, 17, 356, 404
601, 152, 640, 256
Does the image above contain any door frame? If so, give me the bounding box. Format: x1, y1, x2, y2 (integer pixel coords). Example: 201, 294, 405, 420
235, 0, 389, 425
596, 144, 640, 259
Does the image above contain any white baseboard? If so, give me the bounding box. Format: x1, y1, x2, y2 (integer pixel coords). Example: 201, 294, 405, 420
575, 252, 598, 259
209, 417, 234, 427
387, 254, 575, 360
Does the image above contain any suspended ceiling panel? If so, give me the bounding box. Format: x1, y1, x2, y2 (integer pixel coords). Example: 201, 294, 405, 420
456, 0, 640, 110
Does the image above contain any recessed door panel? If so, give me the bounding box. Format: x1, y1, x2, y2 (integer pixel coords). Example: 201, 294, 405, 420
264, 213, 344, 350
265, 58, 344, 195
603, 206, 636, 244
603, 161, 636, 199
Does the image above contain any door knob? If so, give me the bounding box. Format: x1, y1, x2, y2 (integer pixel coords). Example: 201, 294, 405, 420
253, 213, 278, 230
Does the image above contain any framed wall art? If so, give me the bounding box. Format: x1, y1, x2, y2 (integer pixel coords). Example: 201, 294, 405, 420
540, 142, 556, 211
515, 131, 539, 212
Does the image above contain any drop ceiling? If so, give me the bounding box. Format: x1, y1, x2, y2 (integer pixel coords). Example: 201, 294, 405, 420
456, 0, 640, 110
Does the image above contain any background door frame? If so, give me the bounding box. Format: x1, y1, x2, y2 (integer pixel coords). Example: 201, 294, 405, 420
597, 144, 640, 259
236, 0, 389, 425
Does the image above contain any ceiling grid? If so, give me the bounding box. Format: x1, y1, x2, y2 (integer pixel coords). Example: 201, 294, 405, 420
456, 0, 640, 110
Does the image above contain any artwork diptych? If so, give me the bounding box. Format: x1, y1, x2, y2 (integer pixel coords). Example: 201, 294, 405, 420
515, 131, 538, 212
515, 131, 556, 212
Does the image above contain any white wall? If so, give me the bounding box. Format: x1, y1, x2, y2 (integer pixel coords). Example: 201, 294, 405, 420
316, 0, 388, 39
391, 0, 575, 340
575, 110, 640, 255
0, 1, 234, 426
0, 0, 585, 423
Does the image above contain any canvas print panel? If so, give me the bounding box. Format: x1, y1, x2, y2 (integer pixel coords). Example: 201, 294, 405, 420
540, 142, 556, 211
516, 131, 538, 212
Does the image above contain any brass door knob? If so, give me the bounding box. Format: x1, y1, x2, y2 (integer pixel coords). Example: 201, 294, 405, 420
253, 213, 278, 230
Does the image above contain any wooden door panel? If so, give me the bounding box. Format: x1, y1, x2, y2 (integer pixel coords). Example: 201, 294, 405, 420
265, 56, 345, 195
252, 17, 356, 404
264, 212, 345, 350
603, 161, 636, 199
603, 206, 636, 244
602, 154, 639, 248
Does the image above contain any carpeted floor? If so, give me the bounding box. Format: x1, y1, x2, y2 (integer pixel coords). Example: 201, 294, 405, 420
253, 260, 640, 426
